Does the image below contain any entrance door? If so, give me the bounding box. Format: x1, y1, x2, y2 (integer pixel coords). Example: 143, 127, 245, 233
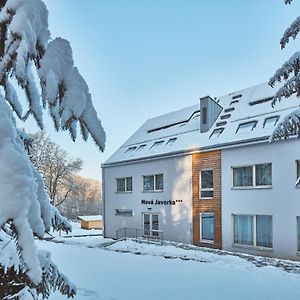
143, 213, 159, 237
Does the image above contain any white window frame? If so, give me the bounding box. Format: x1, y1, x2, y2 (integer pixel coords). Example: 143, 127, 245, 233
263, 116, 279, 128
200, 212, 214, 244
231, 163, 272, 189
236, 121, 257, 134
142, 174, 164, 192
232, 214, 273, 250
116, 177, 132, 193
199, 169, 214, 199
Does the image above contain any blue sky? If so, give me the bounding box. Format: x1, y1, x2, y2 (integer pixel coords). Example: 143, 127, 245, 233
28, 0, 300, 180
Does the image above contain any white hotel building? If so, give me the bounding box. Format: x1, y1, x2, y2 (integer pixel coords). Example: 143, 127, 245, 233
102, 82, 300, 260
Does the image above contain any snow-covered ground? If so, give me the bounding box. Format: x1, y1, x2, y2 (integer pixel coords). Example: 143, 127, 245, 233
37, 237, 300, 300
47, 221, 102, 238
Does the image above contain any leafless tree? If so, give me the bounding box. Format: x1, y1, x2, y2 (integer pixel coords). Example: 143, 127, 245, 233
29, 131, 83, 206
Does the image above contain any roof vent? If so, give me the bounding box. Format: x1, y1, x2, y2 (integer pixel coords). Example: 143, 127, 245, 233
200, 96, 223, 133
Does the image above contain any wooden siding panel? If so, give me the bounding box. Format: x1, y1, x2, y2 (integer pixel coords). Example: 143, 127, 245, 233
192, 150, 222, 249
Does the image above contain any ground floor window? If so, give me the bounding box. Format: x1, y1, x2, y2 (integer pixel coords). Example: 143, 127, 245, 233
201, 213, 214, 242
233, 214, 272, 248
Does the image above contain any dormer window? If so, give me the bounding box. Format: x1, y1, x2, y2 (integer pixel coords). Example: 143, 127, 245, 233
209, 128, 224, 139
150, 140, 164, 150
263, 116, 279, 128
166, 138, 177, 146
230, 100, 239, 106
236, 121, 257, 134
136, 144, 146, 151
125, 146, 137, 153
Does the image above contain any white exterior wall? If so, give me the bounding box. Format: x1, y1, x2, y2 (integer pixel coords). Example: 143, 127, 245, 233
222, 139, 300, 259
103, 155, 193, 244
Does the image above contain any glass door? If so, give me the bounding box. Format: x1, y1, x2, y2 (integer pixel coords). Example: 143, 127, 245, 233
143, 213, 151, 236
143, 213, 159, 237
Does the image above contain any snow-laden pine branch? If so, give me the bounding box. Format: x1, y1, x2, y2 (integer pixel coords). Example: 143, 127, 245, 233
0, 0, 106, 297
269, 107, 300, 141
269, 0, 300, 142
280, 16, 300, 49
0, 0, 106, 151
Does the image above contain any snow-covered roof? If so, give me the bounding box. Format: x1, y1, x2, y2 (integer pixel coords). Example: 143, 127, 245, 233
103, 82, 300, 166
78, 215, 103, 221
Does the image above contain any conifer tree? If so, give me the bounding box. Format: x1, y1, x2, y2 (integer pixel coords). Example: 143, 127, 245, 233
269, 0, 300, 140
0, 0, 105, 298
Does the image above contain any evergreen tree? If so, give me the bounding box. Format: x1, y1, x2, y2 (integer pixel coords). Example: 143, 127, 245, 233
0, 0, 105, 299
269, 0, 300, 140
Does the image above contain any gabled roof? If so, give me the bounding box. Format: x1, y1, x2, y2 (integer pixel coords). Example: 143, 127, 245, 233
103, 82, 300, 167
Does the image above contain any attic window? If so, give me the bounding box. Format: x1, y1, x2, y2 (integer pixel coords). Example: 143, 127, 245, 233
136, 144, 146, 151
166, 138, 177, 146
249, 97, 273, 106
230, 100, 239, 106
125, 146, 137, 153
263, 116, 279, 128
209, 128, 224, 139
232, 94, 242, 100
220, 114, 231, 120
150, 140, 164, 149
236, 121, 257, 134
225, 107, 235, 113
216, 121, 227, 127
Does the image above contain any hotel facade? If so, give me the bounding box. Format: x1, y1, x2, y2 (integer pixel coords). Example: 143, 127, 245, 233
102, 83, 300, 260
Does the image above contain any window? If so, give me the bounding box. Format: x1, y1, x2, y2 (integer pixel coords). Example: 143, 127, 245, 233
209, 128, 224, 139
216, 121, 227, 127
136, 144, 146, 151
202, 107, 207, 125
236, 121, 257, 134
201, 213, 214, 242
233, 215, 272, 248
125, 146, 137, 153
115, 209, 133, 216
116, 177, 132, 192
200, 170, 214, 198
220, 114, 231, 120
230, 100, 239, 106
224, 107, 235, 113
232, 163, 272, 188
166, 138, 177, 146
143, 174, 163, 191
232, 94, 242, 100
297, 217, 300, 252
263, 116, 279, 128
150, 141, 164, 150
249, 97, 273, 106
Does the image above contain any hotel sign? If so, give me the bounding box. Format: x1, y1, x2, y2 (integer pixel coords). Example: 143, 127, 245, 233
141, 199, 183, 205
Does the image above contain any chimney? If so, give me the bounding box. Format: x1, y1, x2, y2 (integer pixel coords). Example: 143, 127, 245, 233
200, 96, 223, 133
